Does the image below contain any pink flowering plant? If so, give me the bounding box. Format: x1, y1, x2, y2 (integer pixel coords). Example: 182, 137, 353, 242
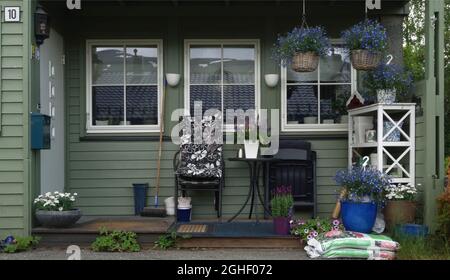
290, 217, 344, 241
270, 185, 294, 218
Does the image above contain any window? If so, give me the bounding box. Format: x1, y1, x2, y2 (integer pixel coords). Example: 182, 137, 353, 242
281, 42, 356, 132
184, 40, 260, 126
86, 40, 163, 133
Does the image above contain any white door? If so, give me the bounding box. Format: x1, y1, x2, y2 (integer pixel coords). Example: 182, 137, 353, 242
40, 28, 65, 194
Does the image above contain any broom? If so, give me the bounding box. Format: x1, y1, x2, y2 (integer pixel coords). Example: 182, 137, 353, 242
141, 79, 167, 217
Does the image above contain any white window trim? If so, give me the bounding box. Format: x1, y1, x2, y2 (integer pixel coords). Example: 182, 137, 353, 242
184, 39, 261, 130
281, 40, 356, 133
85, 39, 163, 134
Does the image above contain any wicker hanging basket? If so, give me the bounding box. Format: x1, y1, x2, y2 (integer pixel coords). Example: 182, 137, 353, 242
350, 50, 382, 71
291, 52, 319, 72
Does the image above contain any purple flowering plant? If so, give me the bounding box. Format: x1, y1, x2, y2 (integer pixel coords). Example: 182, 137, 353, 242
290, 217, 344, 241
334, 166, 391, 203
341, 19, 388, 52
364, 63, 413, 97
272, 26, 331, 66
270, 185, 294, 218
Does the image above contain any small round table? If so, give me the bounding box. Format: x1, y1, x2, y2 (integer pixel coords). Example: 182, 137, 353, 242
227, 157, 274, 222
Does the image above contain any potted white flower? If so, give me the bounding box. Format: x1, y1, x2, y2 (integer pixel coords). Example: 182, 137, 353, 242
34, 191, 81, 228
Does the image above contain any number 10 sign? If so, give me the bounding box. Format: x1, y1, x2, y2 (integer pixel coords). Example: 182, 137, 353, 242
4, 7, 21, 22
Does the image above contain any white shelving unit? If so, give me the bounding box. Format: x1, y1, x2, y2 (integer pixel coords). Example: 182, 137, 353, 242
348, 103, 416, 186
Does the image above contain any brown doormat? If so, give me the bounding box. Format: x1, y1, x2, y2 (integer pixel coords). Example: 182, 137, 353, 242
177, 224, 208, 233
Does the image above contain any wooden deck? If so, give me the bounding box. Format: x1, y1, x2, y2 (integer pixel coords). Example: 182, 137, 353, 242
32, 217, 302, 249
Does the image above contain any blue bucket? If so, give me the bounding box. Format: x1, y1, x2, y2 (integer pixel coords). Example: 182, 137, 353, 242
132, 183, 149, 215
341, 201, 377, 233
177, 207, 192, 222
396, 224, 429, 237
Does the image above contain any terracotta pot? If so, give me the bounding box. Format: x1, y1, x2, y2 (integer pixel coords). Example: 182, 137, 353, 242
273, 217, 290, 235
384, 200, 416, 229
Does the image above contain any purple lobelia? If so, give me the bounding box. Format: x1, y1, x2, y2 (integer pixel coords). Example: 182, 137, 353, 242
341, 19, 388, 53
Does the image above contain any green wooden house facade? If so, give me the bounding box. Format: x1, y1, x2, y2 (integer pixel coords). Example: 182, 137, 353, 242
0, 0, 445, 237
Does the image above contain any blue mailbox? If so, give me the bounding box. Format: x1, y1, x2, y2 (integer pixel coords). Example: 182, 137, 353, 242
31, 112, 51, 150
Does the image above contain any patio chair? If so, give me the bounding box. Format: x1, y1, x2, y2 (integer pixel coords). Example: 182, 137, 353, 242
173, 143, 225, 219
267, 140, 317, 218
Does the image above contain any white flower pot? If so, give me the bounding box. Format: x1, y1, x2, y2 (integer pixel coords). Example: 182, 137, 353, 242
264, 74, 279, 88
377, 89, 397, 104
164, 197, 175, 216
244, 141, 259, 159
303, 116, 317, 124
166, 73, 181, 87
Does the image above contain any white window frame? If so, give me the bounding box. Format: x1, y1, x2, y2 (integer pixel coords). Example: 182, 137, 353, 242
86, 39, 163, 134
184, 39, 261, 130
281, 40, 357, 133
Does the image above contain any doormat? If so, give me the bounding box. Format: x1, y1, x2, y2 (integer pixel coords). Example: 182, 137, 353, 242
177, 224, 208, 233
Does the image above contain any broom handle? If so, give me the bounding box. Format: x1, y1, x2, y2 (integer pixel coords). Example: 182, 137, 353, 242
331, 188, 347, 219
155, 85, 166, 206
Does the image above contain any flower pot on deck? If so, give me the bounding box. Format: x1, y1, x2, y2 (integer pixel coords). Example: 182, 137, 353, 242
273, 217, 290, 235
341, 201, 377, 233
384, 200, 416, 230
35, 209, 82, 228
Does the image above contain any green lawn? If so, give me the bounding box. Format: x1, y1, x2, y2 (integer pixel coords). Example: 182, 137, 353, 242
394, 234, 450, 260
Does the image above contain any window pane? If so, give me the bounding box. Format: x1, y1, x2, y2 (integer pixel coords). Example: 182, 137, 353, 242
320, 46, 351, 83
224, 85, 255, 111
126, 86, 158, 125
190, 46, 221, 84
320, 85, 351, 124
126, 46, 158, 84
92, 46, 124, 85
223, 45, 255, 84
189, 85, 221, 115
287, 66, 318, 84
286, 85, 318, 124
92, 86, 124, 126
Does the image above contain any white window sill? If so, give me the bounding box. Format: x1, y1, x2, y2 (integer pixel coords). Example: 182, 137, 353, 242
281, 124, 348, 133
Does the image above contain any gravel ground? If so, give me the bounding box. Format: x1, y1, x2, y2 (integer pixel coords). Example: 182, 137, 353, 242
0, 247, 308, 260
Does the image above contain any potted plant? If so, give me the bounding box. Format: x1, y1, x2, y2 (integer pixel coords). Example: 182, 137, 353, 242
272, 26, 331, 72
334, 166, 391, 233
363, 63, 413, 104
271, 185, 294, 235
342, 19, 387, 71
34, 191, 81, 228
383, 183, 418, 230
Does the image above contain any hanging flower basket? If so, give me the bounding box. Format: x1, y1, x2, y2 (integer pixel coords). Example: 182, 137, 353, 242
350, 50, 383, 71
291, 52, 320, 72
342, 20, 388, 71
272, 26, 330, 73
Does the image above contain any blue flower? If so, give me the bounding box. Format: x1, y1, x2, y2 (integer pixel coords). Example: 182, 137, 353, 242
272, 26, 331, 65
342, 19, 387, 52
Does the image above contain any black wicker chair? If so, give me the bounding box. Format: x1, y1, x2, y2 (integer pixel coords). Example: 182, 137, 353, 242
173, 144, 225, 219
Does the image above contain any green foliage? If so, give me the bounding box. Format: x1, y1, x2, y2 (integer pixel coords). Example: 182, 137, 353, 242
437, 188, 450, 238
154, 231, 179, 250
392, 232, 450, 260
91, 227, 140, 252
2, 236, 40, 254
270, 186, 294, 218
403, 0, 450, 156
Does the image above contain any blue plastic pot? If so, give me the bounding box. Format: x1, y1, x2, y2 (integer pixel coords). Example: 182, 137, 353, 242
132, 183, 149, 215
341, 201, 377, 233
396, 224, 429, 237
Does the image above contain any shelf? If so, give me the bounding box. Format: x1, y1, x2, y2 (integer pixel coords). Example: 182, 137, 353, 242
350, 141, 411, 148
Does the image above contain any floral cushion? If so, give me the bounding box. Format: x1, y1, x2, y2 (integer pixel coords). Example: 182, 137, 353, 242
176, 144, 223, 179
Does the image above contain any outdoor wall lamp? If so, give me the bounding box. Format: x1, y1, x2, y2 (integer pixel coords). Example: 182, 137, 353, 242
35, 5, 50, 46
166, 73, 181, 87
264, 74, 279, 88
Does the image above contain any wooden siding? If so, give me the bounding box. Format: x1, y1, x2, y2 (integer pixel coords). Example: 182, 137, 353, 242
0, 0, 28, 237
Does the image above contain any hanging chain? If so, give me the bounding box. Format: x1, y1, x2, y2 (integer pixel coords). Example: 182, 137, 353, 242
300, 0, 308, 29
